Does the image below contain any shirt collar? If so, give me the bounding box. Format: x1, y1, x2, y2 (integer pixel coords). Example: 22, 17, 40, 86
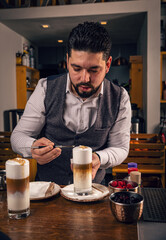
66, 72, 104, 96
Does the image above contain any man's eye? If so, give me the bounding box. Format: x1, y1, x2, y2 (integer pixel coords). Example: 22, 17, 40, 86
73, 68, 81, 72
89, 70, 98, 73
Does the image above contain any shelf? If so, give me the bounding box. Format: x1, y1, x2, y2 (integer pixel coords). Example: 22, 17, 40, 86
161, 51, 166, 55
161, 100, 166, 103
27, 87, 35, 91
16, 65, 40, 109
129, 56, 143, 109
16, 65, 37, 71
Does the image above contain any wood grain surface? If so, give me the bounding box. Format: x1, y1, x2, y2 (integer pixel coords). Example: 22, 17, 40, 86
0, 189, 137, 240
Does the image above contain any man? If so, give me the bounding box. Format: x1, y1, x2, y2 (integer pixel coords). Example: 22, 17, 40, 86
11, 22, 131, 185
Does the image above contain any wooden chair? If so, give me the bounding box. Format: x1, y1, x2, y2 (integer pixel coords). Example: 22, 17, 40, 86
0, 131, 17, 169
112, 134, 165, 188
0, 131, 37, 181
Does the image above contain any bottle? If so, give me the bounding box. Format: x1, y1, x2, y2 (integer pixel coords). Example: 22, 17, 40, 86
131, 104, 139, 134
22, 51, 27, 66
26, 77, 30, 88
131, 103, 144, 134
16, 52, 22, 65
161, 20, 165, 51
124, 162, 138, 181
30, 56, 35, 68
131, 117, 139, 134
29, 45, 35, 68
25, 51, 30, 67
29, 45, 34, 57
130, 171, 142, 194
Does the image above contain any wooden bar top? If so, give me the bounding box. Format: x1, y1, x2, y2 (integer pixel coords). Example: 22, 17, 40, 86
0, 189, 137, 240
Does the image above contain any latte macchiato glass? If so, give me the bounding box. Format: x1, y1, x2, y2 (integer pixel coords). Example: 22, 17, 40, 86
5, 158, 30, 219
73, 146, 92, 195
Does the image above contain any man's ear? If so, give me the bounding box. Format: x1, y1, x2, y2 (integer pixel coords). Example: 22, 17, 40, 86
106, 56, 112, 74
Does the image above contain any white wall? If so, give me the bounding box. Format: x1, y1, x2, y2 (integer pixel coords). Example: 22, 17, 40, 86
0, 23, 37, 131
0, 23, 23, 130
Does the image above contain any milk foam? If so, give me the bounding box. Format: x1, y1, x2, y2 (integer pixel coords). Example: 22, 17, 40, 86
73, 146, 92, 164
6, 158, 29, 179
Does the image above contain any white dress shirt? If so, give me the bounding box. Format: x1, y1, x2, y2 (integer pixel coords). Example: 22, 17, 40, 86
11, 73, 131, 169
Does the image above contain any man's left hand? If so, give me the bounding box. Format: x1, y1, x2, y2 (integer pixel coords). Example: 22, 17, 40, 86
92, 153, 101, 180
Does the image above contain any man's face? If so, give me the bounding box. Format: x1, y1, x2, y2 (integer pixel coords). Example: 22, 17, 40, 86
67, 50, 112, 99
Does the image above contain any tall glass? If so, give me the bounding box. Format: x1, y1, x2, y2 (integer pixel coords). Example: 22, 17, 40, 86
73, 146, 92, 195
6, 158, 30, 219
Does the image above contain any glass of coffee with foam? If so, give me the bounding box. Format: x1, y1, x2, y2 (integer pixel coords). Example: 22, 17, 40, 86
73, 145, 92, 195
5, 158, 30, 219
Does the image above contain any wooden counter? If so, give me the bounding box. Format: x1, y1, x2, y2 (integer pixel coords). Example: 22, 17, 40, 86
0, 190, 137, 240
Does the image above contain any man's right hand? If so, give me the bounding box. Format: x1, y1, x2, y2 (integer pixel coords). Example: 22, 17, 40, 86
31, 137, 62, 165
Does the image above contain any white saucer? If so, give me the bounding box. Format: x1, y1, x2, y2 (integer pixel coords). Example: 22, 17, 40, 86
30, 181, 61, 200
60, 183, 109, 202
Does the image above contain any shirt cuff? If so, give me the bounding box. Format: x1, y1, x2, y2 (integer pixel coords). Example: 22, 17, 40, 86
95, 150, 109, 168
23, 138, 36, 157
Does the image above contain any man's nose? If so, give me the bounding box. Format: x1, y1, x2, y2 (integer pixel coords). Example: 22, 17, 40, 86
81, 69, 90, 83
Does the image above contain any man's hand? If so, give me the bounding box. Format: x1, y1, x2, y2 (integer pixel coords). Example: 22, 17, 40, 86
92, 153, 101, 180
31, 137, 61, 165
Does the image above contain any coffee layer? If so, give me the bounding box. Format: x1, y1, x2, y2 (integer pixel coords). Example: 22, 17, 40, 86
73, 163, 92, 191
6, 177, 29, 194
73, 163, 92, 171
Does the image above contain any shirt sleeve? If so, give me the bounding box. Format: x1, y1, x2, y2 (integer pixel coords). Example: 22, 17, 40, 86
10, 78, 47, 158
95, 87, 131, 169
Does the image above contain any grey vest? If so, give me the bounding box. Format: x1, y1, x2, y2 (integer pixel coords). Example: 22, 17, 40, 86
36, 73, 122, 185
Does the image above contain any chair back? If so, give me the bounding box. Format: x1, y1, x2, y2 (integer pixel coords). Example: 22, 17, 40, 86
112, 134, 165, 187
0, 131, 17, 169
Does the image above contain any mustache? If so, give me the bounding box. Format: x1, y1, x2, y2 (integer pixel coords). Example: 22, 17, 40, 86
77, 82, 93, 88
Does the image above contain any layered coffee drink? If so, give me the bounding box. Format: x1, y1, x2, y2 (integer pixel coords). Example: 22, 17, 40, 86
73, 145, 92, 195
6, 158, 30, 219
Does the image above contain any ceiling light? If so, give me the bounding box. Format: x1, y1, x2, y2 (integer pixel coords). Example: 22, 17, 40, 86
58, 40, 63, 43
100, 21, 107, 25
41, 24, 50, 29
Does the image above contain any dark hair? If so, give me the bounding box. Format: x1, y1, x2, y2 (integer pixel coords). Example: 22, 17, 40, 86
67, 21, 112, 61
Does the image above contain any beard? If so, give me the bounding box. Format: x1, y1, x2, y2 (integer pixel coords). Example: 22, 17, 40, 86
71, 81, 102, 98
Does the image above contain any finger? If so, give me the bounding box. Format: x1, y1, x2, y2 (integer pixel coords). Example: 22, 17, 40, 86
50, 148, 62, 159
92, 161, 100, 178
92, 158, 100, 168
31, 145, 54, 155
92, 168, 98, 180
32, 148, 61, 165
37, 148, 61, 160
92, 162, 100, 172
33, 137, 54, 147
92, 153, 101, 180
92, 160, 99, 168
